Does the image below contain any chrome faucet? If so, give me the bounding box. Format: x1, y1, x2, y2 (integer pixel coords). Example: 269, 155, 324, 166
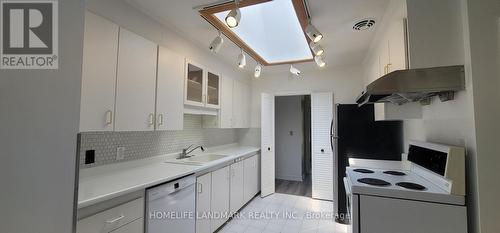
178, 145, 205, 159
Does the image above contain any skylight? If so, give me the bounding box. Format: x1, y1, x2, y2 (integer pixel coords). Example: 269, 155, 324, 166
211, 0, 313, 65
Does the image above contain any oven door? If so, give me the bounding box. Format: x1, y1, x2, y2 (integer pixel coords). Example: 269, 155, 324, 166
343, 177, 358, 233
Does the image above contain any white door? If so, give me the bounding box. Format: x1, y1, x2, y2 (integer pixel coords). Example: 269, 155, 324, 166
260, 93, 275, 197
196, 173, 211, 233
311, 92, 334, 200
156, 46, 184, 131
79, 11, 119, 132
211, 166, 230, 231
115, 28, 158, 131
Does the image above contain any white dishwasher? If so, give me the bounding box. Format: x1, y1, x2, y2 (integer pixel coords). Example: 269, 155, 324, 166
146, 175, 196, 233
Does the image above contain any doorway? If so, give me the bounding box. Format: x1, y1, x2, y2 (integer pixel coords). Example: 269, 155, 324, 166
274, 95, 312, 197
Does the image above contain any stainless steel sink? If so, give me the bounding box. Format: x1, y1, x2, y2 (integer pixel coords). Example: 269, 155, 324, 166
165, 154, 228, 165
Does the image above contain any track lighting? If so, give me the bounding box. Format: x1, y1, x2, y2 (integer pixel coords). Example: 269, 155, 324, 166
306, 23, 323, 43
209, 32, 224, 54
254, 64, 262, 78
290, 65, 301, 77
309, 41, 324, 56
225, 0, 241, 28
314, 55, 326, 68
238, 49, 246, 68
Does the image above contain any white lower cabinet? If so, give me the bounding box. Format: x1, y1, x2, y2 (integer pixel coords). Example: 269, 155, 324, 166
243, 154, 260, 203
109, 218, 143, 233
196, 173, 212, 233
76, 198, 144, 233
210, 166, 230, 232
195, 154, 260, 233
230, 160, 245, 213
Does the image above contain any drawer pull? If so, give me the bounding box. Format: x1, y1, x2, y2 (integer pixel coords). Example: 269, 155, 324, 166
105, 215, 124, 224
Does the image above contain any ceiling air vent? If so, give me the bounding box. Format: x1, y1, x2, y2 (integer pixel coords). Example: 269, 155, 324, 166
353, 19, 376, 31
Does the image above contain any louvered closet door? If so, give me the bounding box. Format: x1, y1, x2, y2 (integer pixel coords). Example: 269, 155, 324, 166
260, 93, 275, 197
311, 92, 334, 200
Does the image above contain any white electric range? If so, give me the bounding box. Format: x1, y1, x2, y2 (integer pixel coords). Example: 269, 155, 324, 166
344, 141, 468, 233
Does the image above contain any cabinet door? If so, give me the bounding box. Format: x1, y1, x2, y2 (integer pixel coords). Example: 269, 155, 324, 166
243, 154, 259, 203
230, 161, 245, 213
232, 80, 245, 128
219, 76, 234, 128
211, 166, 230, 232
388, 19, 407, 72
311, 93, 334, 201
79, 11, 119, 132
156, 46, 184, 131
109, 218, 143, 233
206, 71, 221, 109
115, 29, 158, 131
196, 173, 212, 233
185, 60, 205, 107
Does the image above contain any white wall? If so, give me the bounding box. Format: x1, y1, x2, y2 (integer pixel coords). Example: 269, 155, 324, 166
250, 66, 364, 128
85, 0, 251, 84
0, 1, 85, 233
463, 0, 500, 232
275, 96, 304, 181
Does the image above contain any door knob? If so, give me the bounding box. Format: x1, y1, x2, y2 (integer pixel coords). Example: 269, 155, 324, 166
321, 149, 325, 153
267, 147, 271, 151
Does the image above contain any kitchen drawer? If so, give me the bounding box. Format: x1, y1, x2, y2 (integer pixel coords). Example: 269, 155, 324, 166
77, 198, 144, 233
109, 218, 143, 233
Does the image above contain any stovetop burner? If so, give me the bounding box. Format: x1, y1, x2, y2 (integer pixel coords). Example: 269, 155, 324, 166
357, 178, 391, 186
353, 168, 374, 174
396, 182, 426, 191
383, 170, 406, 176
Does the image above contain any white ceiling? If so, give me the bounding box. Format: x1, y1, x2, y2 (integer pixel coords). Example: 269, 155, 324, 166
125, 0, 390, 74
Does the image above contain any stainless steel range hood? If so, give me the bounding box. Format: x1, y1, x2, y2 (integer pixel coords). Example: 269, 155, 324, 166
356, 65, 466, 106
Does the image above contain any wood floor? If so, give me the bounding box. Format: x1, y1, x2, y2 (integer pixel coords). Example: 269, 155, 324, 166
275, 174, 312, 197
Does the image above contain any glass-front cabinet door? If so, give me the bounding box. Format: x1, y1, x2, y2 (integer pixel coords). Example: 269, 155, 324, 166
206, 71, 220, 108
185, 59, 221, 109
185, 61, 204, 106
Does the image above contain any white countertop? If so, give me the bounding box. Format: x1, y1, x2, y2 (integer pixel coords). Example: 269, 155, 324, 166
78, 144, 259, 209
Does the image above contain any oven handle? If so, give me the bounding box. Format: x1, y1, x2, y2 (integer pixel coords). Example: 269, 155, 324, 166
343, 177, 352, 196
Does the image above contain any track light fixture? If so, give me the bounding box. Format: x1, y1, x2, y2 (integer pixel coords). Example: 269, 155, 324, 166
209, 31, 224, 54
254, 64, 262, 78
225, 0, 241, 28
305, 23, 323, 43
314, 55, 326, 68
238, 49, 246, 68
290, 65, 301, 77
309, 41, 324, 56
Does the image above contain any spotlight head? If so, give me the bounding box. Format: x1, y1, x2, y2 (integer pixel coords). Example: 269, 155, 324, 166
309, 41, 324, 56
225, 8, 241, 28
289, 65, 301, 77
314, 55, 326, 68
238, 51, 246, 68
254, 64, 262, 78
209, 34, 223, 53
306, 23, 323, 43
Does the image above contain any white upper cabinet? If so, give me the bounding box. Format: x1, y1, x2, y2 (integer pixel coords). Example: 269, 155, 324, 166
156, 46, 185, 130
232, 80, 251, 128
219, 76, 234, 128
115, 28, 158, 131
80, 12, 119, 132
184, 60, 221, 109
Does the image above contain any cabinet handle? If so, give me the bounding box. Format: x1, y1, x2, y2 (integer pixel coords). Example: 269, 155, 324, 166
105, 110, 113, 125
105, 215, 124, 224
386, 63, 392, 73
158, 114, 164, 126
198, 182, 202, 193
148, 113, 155, 126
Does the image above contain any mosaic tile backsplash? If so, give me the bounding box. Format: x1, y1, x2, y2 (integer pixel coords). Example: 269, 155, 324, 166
78, 115, 238, 168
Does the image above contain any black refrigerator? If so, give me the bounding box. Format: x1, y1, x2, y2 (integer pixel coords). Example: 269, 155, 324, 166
332, 104, 403, 223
